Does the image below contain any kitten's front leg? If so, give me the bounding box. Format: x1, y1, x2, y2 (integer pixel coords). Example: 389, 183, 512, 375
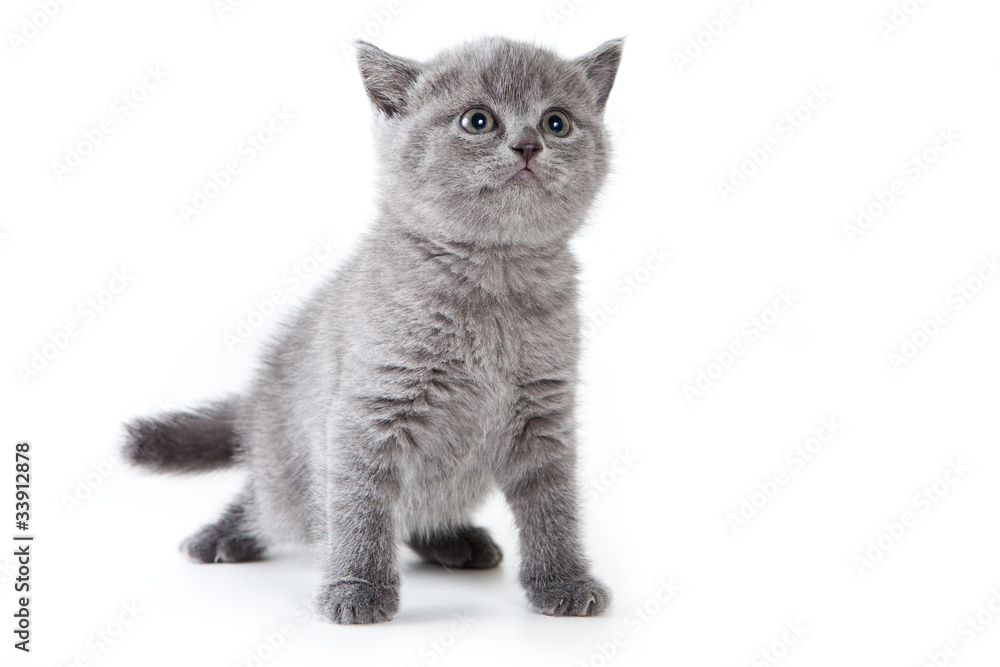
499, 388, 611, 617
313, 413, 403, 624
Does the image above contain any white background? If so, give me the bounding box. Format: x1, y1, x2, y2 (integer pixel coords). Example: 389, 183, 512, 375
2, 1, 999, 666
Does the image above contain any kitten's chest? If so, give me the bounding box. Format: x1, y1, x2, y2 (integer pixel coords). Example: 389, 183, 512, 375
424, 255, 575, 372
431, 252, 578, 370
460, 299, 573, 376
439, 297, 574, 445
391, 244, 581, 414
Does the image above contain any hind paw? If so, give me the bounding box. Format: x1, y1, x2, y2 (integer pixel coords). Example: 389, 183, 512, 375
181, 528, 265, 563
407, 525, 502, 569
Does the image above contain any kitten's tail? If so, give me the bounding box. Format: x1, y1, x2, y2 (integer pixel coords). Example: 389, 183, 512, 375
122, 398, 242, 473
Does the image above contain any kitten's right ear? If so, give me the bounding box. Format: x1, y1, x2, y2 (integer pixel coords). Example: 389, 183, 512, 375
575, 37, 625, 114
355, 41, 422, 118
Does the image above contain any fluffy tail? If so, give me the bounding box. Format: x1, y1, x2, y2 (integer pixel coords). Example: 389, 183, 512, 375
122, 398, 241, 473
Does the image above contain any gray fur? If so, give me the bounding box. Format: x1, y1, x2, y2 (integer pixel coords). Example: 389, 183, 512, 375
124, 398, 240, 473
406, 525, 503, 569
122, 36, 622, 623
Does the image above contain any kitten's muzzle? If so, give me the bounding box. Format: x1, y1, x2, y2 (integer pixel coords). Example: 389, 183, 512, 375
510, 139, 541, 180
511, 139, 541, 162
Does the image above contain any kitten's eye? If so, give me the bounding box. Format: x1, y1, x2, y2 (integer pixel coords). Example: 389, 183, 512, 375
460, 107, 496, 134
541, 109, 571, 137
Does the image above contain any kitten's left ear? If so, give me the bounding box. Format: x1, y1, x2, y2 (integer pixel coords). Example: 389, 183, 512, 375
355, 41, 422, 118
574, 38, 624, 114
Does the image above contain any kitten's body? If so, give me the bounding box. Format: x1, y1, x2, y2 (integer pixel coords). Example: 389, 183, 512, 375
247, 229, 580, 543
124, 36, 622, 623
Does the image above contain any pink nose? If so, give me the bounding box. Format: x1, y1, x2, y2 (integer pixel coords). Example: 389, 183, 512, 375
510, 140, 541, 162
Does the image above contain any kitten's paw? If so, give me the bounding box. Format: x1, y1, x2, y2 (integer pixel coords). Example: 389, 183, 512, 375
313, 579, 399, 624
524, 576, 611, 617
408, 526, 503, 569
180, 529, 265, 564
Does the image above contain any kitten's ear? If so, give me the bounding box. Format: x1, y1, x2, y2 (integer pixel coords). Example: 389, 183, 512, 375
574, 38, 624, 114
355, 41, 422, 118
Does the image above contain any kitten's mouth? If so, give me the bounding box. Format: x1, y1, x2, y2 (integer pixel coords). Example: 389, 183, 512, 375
510, 160, 538, 181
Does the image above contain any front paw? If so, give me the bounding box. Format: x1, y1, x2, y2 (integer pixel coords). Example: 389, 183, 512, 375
524, 576, 611, 617
313, 578, 399, 624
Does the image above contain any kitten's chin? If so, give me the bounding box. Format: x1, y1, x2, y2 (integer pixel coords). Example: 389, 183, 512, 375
384, 182, 586, 248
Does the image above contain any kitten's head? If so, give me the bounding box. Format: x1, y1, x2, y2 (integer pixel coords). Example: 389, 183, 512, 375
356, 37, 623, 248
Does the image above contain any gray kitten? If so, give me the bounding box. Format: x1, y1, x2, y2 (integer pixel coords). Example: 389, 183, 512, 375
123, 36, 623, 624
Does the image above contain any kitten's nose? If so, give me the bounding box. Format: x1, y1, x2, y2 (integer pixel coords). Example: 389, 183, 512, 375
510, 139, 542, 162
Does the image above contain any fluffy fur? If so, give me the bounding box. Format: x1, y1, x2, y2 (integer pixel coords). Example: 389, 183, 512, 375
123, 36, 623, 624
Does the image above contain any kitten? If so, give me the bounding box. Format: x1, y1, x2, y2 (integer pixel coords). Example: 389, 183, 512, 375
123, 36, 623, 624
